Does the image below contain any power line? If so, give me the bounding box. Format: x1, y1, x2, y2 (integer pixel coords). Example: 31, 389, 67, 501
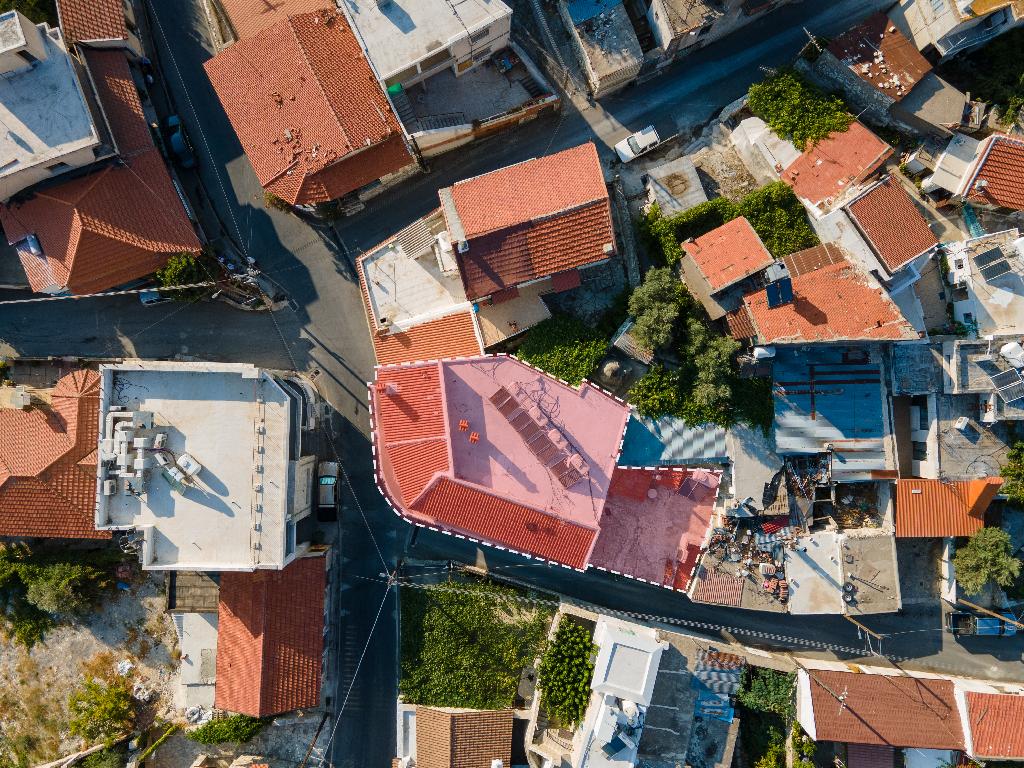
0, 282, 217, 305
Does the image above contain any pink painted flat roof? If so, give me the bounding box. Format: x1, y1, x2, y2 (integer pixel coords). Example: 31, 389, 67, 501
443, 357, 629, 529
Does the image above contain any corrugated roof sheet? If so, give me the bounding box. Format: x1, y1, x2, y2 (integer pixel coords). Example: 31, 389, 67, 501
827, 14, 931, 102
782, 122, 892, 208
203, 9, 411, 206
618, 414, 728, 466
681, 217, 774, 293
0, 50, 200, 294
896, 478, 1002, 537
846, 176, 939, 272
446, 143, 615, 300
783, 243, 846, 277
0, 369, 109, 539
215, 556, 325, 717
966, 692, 1024, 759
846, 744, 895, 768
806, 670, 963, 749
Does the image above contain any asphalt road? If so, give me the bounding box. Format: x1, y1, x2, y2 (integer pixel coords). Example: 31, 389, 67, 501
1, 0, 1021, 766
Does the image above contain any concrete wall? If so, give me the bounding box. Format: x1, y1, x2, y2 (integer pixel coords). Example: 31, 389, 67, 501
557, 1, 641, 98
0, 143, 98, 203
0, 12, 48, 75
413, 94, 559, 158
796, 51, 894, 127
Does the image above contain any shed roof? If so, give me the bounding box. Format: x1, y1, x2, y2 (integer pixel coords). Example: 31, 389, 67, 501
966, 692, 1024, 759
214, 556, 326, 717
964, 134, 1024, 212
681, 217, 774, 293
0, 369, 109, 539
203, 9, 411, 206
415, 707, 513, 768
846, 176, 939, 273
895, 478, 1002, 537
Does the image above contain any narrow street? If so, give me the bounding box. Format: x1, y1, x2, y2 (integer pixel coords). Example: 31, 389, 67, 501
1, 0, 1019, 765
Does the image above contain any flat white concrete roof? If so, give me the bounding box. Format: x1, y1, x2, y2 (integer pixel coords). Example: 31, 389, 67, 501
0, 20, 99, 184
361, 211, 470, 332
926, 132, 981, 195
592, 618, 665, 706
786, 532, 844, 615
950, 230, 1024, 336
343, 0, 511, 79
95, 361, 301, 571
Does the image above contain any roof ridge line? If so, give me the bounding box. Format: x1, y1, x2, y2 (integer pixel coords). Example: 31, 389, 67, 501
289, 12, 354, 157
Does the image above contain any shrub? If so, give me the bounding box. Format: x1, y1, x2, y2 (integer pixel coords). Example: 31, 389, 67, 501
627, 267, 686, 350
187, 714, 265, 745
517, 315, 607, 386
748, 70, 853, 150
68, 677, 135, 746
737, 668, 795, 719
953, 527, 1022, 596
753, 731, 786, 768
1000, 441, 1024, 504
639, 199, 736, 266
677, 317, 740, 427
264, 190, 293, 212
736, 182, 819, 258
23, 561, 102, 614
154, 252, 217, 301
628, 365, 685, 419
538, 620, 595, 727
82, 748, 126, 768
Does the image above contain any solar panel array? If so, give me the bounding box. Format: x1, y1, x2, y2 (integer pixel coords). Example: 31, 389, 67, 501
974, 246, 1013, 282
990, 368, 1024, 404
489, 386, 588, 488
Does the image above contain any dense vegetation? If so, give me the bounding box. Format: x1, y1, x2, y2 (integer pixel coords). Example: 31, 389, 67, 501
154, 252, 218, 301
0, 544, 119, 647
537, 620, 595, 727
2, 0, 57, 26
400, 581, 551, 710
940, 28, 1024, 125
1000, 441, 1024, 503
747, 70, 854, 150
516, 315, 608, 386
953, 527, 1021, 596
736, 668, 796, 768
627, 267, 686, 352
187, 715, 265, 745
638, 182, 818, 266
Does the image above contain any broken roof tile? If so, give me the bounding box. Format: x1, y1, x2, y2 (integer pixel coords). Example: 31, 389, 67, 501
783, 122, 892, 207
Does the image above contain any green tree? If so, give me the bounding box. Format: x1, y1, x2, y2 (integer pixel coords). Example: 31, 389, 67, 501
82, 748, 127, 768
748, 70, 854, 150
737, 668, 795, 718
68, 678, 135, 746
517, 315, 607, 386
1000, 441, 1024, 503
187, 715, 265, 745
628, 365, 685, 419
953, 527, 1022, 596
1, 0, 57, 26
23, 561, 102, 614
678, 318, 740, 426
154, 252, 217, 301
737, 182, 819, 258
538, 620, 595, 727
627, 267, 686, 350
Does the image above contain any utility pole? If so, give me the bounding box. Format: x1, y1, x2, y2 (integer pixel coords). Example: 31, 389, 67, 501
843, 614, 884, 655
956, 598, 1024, 631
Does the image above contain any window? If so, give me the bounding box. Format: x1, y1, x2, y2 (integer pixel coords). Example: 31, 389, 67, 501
912, 441, 928, 462
469, 26, 490, 43
384, 64, 419, 89
285, 518, 296, 556
46, 162, 70, 173
420, 46, 452, 72
16, 49, 38, 65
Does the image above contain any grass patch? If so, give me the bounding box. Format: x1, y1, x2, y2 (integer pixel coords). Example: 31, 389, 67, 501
939, 28, 1024, 125
516, 315, 608, 386
400, 580, 552, 710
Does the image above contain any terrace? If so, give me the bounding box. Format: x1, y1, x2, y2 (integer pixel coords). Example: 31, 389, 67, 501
947, 230, 1024, 337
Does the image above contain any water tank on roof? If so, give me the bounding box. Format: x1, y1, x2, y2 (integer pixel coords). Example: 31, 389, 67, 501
1001, 341, 1024, 369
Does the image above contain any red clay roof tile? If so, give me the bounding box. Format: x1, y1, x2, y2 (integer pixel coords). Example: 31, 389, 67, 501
896, 478, 1001, 537
741, 257, 916, 343
827, 14, 931, 102
966, 692, 1024, 759
846, 176, 938, 273
966, 135, 1024, 211
56, 0, 128, 43
806, 671, 963, 749
373, 313, 483, 366
215, 556, 326, 717
448, 144, 614, 300
0, 369, 109, 539
217, 0, 331, 40
682, 217, 774, 293
783, 122, 893, 207
416, 706, 513, 768
0, 51, 200, 294
204, 10, 411, 206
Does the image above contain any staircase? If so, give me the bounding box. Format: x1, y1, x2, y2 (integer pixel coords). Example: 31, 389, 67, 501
417, 112, 468, 131
395, 216, 436, 258
390, 88, 419, 131
518, 74, 547, 98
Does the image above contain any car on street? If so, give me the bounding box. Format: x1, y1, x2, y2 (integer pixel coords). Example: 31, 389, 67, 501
166, 115, 197, 169
946, 611, 1018, 637
317, 461, 340, 522
139, 289, 172, 306
614, 126, 660, 163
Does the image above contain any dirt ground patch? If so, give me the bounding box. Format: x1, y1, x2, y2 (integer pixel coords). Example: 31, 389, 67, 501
690, 139, 759, 202
0, 573, 177, 765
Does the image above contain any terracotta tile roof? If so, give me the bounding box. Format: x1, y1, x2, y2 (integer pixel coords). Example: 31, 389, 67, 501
896, 478, 1002, 537
966, 692, 1024, 759
374, 313, 482, 366
681, 217, 774, 293
783, 123, 893, 207
724, 306, 757, 340
846, 176, 938, 273
965, 135, 1024, 211
447, 143, 614, 300
689, 565, 743, 606
828, 14, 931, 102
846, 744, 895, 768
204, 10, 411, 206
740, 257, 916, 343
0, 369, 109, 539
411, 475, 597, 569
415, 706, 513, 768
218, 0, 331, 40
0, 51, 200, 294
215, 556, 326, 717
56, 0, 128, 43
783, 242, 846, 277
806, 671, 963, 749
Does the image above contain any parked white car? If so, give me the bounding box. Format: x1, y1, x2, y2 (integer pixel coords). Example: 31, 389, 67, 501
614, 126, 660, 162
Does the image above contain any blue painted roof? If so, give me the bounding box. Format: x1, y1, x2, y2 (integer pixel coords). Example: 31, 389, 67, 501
619, 413, 728, 466
565, 0, 620, 23
772, 347, 887, 477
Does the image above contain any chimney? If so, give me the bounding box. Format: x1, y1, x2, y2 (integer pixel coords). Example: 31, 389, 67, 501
385, 383, 400, 396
